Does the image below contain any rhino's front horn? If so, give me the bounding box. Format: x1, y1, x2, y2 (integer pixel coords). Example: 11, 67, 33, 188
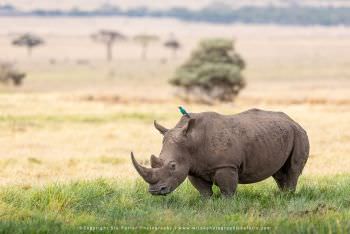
131, 152, 159, 184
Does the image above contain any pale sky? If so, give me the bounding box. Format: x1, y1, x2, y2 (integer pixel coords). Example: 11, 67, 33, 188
2, 0, 350, 11
1, 0, 213, 10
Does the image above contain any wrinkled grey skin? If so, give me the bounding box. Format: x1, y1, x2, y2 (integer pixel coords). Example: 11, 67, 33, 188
131, 109, 309, 197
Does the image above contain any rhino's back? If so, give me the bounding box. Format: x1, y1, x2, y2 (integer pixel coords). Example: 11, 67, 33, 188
191, 109, 306, 183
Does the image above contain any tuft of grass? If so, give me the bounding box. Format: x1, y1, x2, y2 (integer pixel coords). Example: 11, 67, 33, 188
27, 157, 42, 164
0, 175, 349, 233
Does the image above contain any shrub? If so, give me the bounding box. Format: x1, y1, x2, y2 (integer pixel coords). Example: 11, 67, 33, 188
0, 63, 26, 86
170, 38, 246, 103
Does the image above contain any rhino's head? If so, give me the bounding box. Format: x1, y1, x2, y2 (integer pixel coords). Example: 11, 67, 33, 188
131, 117, 195, 196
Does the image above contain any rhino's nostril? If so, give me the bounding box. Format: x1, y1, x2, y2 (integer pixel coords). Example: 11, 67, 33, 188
160, 186, 167, 192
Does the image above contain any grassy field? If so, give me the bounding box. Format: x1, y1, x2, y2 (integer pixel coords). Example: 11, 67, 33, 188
0, 17, 350, 232
1, 176, 350, 233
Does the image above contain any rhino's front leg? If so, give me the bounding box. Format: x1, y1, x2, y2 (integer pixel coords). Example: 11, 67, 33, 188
188, 176, 213, 197
214, 168, 238, 197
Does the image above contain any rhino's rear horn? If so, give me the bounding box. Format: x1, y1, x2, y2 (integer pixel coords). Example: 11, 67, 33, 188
150, 155, 163, 168
131, 152, 159, 184
154, 120, 168, 135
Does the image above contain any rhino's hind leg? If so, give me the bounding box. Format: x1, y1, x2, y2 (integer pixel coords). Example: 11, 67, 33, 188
272, 170, 299, 192
188, 176, 213, 197
272, 151, 302, 192
273, 131, 309, 192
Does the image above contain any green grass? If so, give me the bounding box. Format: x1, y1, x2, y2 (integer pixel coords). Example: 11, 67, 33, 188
1, 175, 350, 233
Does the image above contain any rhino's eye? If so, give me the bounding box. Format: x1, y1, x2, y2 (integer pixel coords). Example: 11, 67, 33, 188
169, 162, 176, 170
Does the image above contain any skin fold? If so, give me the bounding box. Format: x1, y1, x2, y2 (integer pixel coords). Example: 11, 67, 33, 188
131, 108, 310, 197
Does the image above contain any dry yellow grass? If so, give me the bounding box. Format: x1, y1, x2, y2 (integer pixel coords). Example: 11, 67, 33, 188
0, 17, 349, 186
1, 92, 349, 186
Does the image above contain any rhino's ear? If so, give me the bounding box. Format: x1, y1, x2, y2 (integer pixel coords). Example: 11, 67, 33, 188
150, 155, 163, 168
154, 120, 168, 135
181, 118, 195, 136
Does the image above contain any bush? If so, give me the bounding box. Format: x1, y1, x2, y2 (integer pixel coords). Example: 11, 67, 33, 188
0, 63, 26, 86
170, 38, 245, 103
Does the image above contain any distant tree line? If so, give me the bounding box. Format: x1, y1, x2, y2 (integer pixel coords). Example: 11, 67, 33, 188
1, 3, 350, 26
8, 32, 181, 61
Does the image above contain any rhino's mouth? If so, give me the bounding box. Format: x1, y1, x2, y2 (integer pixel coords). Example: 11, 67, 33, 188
149, 185, 172, 196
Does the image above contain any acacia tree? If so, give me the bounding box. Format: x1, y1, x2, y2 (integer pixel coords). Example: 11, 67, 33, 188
164, 37, 181, 59
133, 34, 159, 60
91, 30, 126, 62
12, 33, 44, 57
170, 38, 246, 103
